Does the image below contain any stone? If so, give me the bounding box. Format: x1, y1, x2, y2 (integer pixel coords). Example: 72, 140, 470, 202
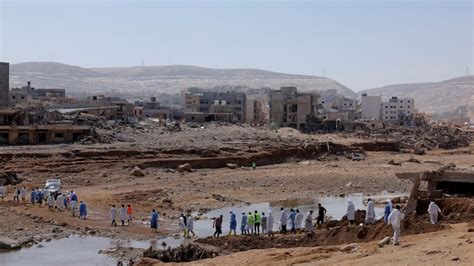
178, 163, 193, 172
131, 166, 145, 177
339, 243, 358, 252
378, 237, 391, 248
0, 237, 22, 250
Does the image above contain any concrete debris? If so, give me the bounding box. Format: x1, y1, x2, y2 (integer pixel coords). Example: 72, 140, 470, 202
226, 163, 238, 169
143, 244, 219, 263
131, 167, 145, 177
378, 236, 391, 247
0, 172, 22, 186
353, 125, 471, 152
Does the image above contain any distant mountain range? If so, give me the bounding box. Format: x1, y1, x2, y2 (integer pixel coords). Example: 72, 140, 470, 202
360, 76, 474, 114
10, 62, 356, 99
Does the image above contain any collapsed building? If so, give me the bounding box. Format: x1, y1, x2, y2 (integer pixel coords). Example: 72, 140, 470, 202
0, 108, 90, 145
396, 165, 474, 215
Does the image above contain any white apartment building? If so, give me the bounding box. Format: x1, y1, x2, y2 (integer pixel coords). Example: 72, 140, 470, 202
382, 97, 415, 125
361, 94, 382, 120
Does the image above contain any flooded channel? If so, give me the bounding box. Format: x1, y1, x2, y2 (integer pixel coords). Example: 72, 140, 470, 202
0, 235, 182, 266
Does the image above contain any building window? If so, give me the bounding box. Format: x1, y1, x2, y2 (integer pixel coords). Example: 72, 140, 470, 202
54, 132, 64, 138
407, 106, 410, 109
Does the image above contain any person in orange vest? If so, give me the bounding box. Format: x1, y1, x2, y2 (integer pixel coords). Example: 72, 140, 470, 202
127, 205, 133, 224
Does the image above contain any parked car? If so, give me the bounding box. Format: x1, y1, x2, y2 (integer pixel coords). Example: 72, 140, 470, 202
45, 179, 61, 196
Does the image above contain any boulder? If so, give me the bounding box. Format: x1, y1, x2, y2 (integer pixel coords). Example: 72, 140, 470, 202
178, 163, 193, 172
0, 237, 22, 250
131, 167, 145, 177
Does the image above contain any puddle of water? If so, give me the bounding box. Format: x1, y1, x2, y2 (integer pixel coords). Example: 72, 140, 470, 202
192, 193, 406, 237
0, 235, 179, 266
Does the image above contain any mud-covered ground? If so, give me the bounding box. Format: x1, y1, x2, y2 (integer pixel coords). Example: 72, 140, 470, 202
0, 125, 472, 264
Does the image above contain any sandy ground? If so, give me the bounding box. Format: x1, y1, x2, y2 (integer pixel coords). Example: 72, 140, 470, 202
176, 222, 474, 266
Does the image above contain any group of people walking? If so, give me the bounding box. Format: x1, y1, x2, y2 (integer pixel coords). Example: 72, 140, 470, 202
210, 204, 328, 238
7, 186, 88, 219
347, 198, 443, 245
110, 204, 133, 226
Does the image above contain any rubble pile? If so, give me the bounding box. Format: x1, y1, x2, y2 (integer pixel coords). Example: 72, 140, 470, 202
0, 172, 22, 186
354, 125, 471, 150
142, 244, 219, 263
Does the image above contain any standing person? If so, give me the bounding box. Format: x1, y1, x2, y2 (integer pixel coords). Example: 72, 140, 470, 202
70, 193, 78, 217
240, 211, 248, 235
127, 205, 133, 224
295, 209, 304, 230
267, 210, 275, 237
179, 214, 188, 238
36, 188, 43, 206
47, 193, 54, 210
247, 212, 255, 235
289, 209, 296, 233
280, 207, 288, 234
110, 205, 117, 226
304, 210, 314, 234
213, 215, 223, 238
20, 187, 27, 203
252, 161, 256, 170
229, 210, 237, 236
79, 201, 87, 219
384, 199, 393, 223
254, 210, 261, 235
119, 205, 127, 226
261, 212, 268, 235
187, 213, 196, 237
388, 205, 404, 245
346, 199, 356, 226
0, 185, 5, 201
30, 188, 36, 205
56, 193, 65, 211
365, 198, 376, 225
150, 209, 158, 232
428, 201, 442, 225
13, 187, 20, 203
316, 204, 327, 226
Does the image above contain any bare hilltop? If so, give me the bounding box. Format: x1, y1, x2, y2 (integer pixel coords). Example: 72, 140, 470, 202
10, 62, 356, 98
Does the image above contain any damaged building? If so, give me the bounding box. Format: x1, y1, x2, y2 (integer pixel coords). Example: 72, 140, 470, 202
396, 165, 474, 214
269, 87, 320, 130
0, 108, 90, 145
184, 91, 246, 123
0, 62, 9, 108
10, 81, 66, 105
134, 97, 174, 120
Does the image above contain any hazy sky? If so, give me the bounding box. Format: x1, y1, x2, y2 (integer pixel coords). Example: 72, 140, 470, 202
0, 0, 472, 91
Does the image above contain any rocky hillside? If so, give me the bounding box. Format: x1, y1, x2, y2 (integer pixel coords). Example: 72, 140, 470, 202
360, 76, 474, 113
10, 62, 356, 99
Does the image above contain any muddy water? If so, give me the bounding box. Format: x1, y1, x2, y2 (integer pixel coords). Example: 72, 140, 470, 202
0, 235, 181, 266
192, 193, 406, 236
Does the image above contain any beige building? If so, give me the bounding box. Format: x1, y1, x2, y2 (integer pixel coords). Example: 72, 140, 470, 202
361, 93, 382, 120
245, 97, 269, 124
269, 87, 319, 130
